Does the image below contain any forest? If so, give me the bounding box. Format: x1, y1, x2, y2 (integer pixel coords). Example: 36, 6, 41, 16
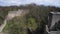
0, 3, 60, 34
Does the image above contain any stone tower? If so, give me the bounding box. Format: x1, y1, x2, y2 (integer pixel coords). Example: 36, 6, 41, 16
45, 12, 60, 34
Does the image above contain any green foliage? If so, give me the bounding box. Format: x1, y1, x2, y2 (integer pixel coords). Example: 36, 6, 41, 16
3, 15, 38, 34
0, 4, 60, 34
27, 17, 37, 31
3, 17, 25, 34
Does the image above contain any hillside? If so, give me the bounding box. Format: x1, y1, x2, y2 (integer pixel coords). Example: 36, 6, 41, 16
0, 4, 60, 34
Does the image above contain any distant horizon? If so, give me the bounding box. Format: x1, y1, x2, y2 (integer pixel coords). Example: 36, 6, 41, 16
0, 3, 59, 8
0, 0, 60, 7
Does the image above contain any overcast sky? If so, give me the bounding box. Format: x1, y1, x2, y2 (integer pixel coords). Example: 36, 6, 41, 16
0, 0, 60, 7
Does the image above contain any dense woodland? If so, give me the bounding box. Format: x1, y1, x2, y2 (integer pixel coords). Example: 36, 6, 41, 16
0, 4, 60, 34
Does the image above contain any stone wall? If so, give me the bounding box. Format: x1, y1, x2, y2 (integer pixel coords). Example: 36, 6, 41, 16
50, 14, 60, 29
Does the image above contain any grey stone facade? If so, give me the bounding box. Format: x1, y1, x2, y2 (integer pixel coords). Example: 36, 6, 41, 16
45, 12, 60, 34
